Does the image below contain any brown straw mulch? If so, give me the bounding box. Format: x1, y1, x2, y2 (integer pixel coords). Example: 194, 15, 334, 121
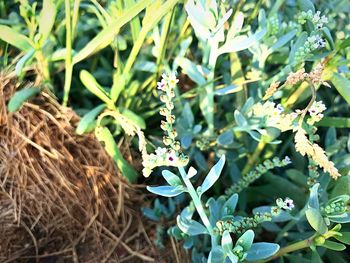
0, 71, 158, 263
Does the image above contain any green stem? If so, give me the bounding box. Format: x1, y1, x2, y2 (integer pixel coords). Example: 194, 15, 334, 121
63, 0, 73, 106
241, 139, 266, 175
71, 0, 81, 40
36, 50, 50, 81
178, 166, 217, 246
262, 235, 315, 262
206, 40, 218, 136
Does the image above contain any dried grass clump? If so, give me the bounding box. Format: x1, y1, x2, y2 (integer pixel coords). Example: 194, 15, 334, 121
0, 71, 156, 262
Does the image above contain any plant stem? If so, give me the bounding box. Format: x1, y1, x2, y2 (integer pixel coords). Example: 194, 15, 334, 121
206, 40, 218, 136
178, 166, 217, 245
36, 50, 50, 81
71, 0, 81, 40
242, 139, 266, 175
261, 234, 316, 262
63, 0, 73, 106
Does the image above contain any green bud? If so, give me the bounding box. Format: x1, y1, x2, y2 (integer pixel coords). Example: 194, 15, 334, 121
314, 236, 325, 245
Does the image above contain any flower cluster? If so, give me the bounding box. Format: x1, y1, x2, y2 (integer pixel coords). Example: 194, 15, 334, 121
295, 10, 328, 62
251, 101, 299, 131
323, 196, 348, 215
307, 161, 320, 186
297, 10, 328, 30
276, 197, 295, 211
268, 15, 279, 35
215, 213, 272, 235
263, 82, 280, 100
307, 100, 326, 125
225, 157, 291, 196
142, 73, 188, 177
215, 197, 294, 235
285, 63, 328, 87
294, 127, 341, 179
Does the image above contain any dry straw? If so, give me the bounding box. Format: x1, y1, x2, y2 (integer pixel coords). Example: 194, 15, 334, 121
0, 70, 162, 262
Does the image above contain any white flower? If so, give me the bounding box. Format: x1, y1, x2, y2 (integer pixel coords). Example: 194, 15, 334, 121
167, 72, 179, 87
166, 150, 178, 164
283, 198, 295, 210
155, 147, 167, 157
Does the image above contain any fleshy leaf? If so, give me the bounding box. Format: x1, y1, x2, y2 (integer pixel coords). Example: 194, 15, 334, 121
236, 230, 254, 251
8, 88, 40, 113
334, 232, 350, 245
221, 230, 233, 252
305, 207, 328, 234
200, 155, 226, 196
222, 193, 238, 216
308, 183, 320, 209
320, 240, 346, 251
76, 104, 106, 135
162, 170, 182, 186
147, 185, 185, 197
246, 242, 280, 261
208, 246, 226, 263
176, 215, 208, 236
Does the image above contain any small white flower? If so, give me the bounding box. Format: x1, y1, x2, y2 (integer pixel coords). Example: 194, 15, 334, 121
157, 79, 167, 91
284, 156, 292, 164
283, 197, 295, 210
166, 150, 177, 164
155, 147, 167, 157
167, 72, 179, 87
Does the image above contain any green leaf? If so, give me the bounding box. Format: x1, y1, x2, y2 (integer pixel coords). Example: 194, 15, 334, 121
208, 247, 226, 263
217, 130, 234, 146
289, 32, 307, 64
269, 29, 297, 53
15, 48, 35, 76
311, 247, 322, 263
221, 230, 233, 252
236, 230, 254, 251
317, 117, 350, 128
39, 0, 56, 42
322, 27, 334, 50
95, 127, 138, 182
176, 215, 208, 236
200, 155, 225, 196
334, 232, 350, 245
222, 193, 238, 216
338, 37, 350, 50
0, 25, 33, 51
73, 0, 153, 64
298, 0, 315, 13
76, 104, 106, 135
320, 240, 346, 251
308, 183, 320, 209
80, 70, 113, 106
162, 170, 182, 187
120, 108, 146, 129
147, 185, 185, 197
246, 242, 280, 261
7, 88, 40, 113
331, 176, 350, 198
227, 12, 244, 40
325, 127, 337, 148
234, 110, 248, 127
305, 207, 328, 234
328, 212, 350, 223
175, 57, 206, 85
218, 28, 267, 55
214, 85, 239, 96
331, 73, 350, 105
